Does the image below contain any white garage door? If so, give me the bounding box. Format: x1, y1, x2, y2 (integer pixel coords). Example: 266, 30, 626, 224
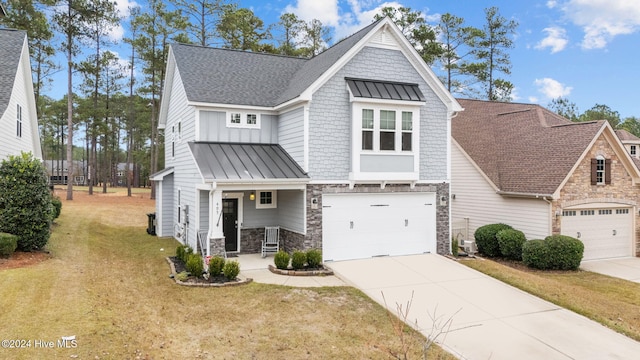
322, 193, 437, 262
561, 207, 633, 260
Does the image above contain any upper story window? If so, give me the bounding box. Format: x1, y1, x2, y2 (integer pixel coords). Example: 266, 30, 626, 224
227, 112, 260, 129
631, 145, 637, 156
591, 155, 611, 185
16, 104, 22, 138
359, 107, 414, 152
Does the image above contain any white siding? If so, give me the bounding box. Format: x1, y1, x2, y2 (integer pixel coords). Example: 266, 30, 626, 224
278, 107, 305, 168
157, 173, 174, 237
164, 67, 199, 249
0, 38, 40, 159
451, 143, 550, 240
277, 189, 305, 233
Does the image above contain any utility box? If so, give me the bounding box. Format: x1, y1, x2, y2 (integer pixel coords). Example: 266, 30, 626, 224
146, 213, 156, 236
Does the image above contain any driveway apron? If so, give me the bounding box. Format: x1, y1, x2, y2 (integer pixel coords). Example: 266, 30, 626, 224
328, 254, 640, 360
581, 257, 640, 283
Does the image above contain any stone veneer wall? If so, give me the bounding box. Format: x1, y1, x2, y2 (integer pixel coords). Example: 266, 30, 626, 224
553, 134, 640, 256
281, 183, 450, 255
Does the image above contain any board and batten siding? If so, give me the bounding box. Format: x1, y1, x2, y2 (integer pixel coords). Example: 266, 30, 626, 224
198, 110, 278, 143
164, 66, 200, 249
451, 143, 550, 240
278, 107, 305, 168
307, 46, 448, 181
0, 39, 40, 160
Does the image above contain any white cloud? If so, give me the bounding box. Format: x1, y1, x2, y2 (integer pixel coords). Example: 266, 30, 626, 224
535, 26, 568, 53
546, 1, 558, 9
561, 0, 640, 49
115, 0, 138, 18
284, 0, 341, 27
529, 96, 539, 103
534, 77, 572, 99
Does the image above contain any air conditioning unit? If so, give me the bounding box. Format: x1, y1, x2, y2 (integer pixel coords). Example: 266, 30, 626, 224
460, 239, 477, 255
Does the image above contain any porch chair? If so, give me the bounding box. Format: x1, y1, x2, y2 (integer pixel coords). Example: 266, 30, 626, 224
261, 226, 280, 258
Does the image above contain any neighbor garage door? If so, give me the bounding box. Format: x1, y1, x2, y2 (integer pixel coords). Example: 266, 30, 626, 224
322, 192, 437, 262
561, 207, 633, 260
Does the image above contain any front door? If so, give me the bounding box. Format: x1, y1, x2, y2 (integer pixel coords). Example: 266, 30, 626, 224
223, 199, 238, 252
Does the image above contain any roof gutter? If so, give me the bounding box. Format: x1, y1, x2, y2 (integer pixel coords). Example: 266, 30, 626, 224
496, 191, 554, 200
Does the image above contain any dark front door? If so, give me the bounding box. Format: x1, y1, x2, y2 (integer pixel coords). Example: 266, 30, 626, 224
223, 199, 238, 252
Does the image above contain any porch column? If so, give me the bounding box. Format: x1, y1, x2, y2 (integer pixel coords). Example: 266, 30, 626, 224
208, 188, 225, 256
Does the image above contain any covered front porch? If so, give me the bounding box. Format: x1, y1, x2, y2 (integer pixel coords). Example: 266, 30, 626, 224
189, 142, 310, 259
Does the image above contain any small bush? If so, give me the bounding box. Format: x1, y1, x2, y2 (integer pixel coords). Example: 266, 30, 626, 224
175, 271, 189, 281
451, 237, 459, 257
223, 260, 240, 280
545, 235, 584, 270
181, 246, 193, 263
291, 250, 307, 270
208, 256, 225, 276
522, 239, 549, 269
306, 249, 322, 268
274, 250, 290, 270
185, 253, 204, 277
474, 223, 513, 257
497, 229, 527, 260
176, 245, 185, 261
51, 196, 62, 220
0, 232, 18, 258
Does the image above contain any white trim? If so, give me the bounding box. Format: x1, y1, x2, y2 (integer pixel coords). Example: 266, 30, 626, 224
156, 178, 164, 236
303, 105, 310, 172
226, 111, 261, 129
215, 182, 307, 191
255, 190, 277, 209
191, 102, 277, 114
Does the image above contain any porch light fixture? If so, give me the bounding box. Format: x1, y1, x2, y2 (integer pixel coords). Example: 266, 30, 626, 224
250, 192, 255, 201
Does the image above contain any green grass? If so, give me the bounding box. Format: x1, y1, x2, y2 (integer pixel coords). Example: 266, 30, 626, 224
461, 257, 640, 341
0, 191, 455, 359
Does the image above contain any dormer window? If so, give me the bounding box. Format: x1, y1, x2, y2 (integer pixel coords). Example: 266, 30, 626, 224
631, 145, 636, 156
227, 111, 260, 128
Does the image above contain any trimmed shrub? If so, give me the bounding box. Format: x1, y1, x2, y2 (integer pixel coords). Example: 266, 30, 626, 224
185, 253, 204, 277
0, 152, 52, 251
306, 249, 322, 268
497, 229, 527, 260
0, 232, 18, 258
181, 246, 193, 263
274, 250, 290, 270
522, 239, 550, 269
51, 196, 62, 220
451, 237, 459, 257
223, 260, 240, 280
176, 245, 185, 261
208, 256, 225, 276
474, 223, 513, 257
545, 235, 584, 270
291, 250, 307, 270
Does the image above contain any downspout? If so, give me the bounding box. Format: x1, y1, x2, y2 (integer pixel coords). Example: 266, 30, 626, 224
207, 181, 217, 257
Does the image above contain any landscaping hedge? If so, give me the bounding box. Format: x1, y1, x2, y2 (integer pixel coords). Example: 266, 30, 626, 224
0, 232, 18, 258
522, 235, 583, 270
497, 229, 527, 260
474, 223, 513, 257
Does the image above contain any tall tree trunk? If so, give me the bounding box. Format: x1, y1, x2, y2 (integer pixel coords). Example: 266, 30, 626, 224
65, 2, 74, 201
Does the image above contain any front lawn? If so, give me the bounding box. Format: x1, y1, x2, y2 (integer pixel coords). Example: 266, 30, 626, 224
0, 188, 454, 359
461, 257, 640, 341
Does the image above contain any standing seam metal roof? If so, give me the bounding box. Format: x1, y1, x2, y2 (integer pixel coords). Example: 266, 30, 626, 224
189, 142, 309, 181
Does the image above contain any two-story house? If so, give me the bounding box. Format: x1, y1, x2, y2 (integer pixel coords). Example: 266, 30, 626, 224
153, 17, 462, 262
0, 29, 42, 160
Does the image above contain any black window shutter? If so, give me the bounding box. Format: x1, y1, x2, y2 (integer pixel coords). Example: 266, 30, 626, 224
590, 159, 597, 185
605, 159, 612, 184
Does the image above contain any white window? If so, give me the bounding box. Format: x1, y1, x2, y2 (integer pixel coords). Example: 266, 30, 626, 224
171, 126, 175, 158
227, 111, 260, 128
596, 156, 605, 184
256, 190, 277, 209
16, 104, 22, 138
359, 107, 415, 152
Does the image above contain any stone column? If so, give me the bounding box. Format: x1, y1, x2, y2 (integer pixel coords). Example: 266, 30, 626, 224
208, 189, 225, 257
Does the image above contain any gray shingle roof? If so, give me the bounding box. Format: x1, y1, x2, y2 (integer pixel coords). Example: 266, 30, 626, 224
171, 18, 383, 107
615, 129, 640, 142
453, 99, 605, 195
0, 29, 26, 118
189, 142, 309, 181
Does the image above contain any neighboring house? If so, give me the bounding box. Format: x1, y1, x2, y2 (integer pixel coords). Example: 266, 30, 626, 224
616, 129, 640, 160
152, 17, 462, 262
0, 29, 42, 160
452, 99, 640, 261
44, 160, 86, 185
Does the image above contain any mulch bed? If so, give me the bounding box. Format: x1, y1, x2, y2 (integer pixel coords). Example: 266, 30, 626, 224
0, 251, 51, 271
167, 257, 252, 287
268, 264, 334, 276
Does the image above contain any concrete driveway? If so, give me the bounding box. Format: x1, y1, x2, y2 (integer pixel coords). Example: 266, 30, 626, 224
328, 254, 640, 360
581, 257, 640, 283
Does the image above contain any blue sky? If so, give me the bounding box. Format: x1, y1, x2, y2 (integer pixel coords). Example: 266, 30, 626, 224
43, 0, 640, 119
